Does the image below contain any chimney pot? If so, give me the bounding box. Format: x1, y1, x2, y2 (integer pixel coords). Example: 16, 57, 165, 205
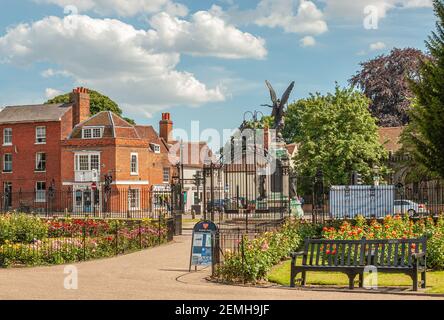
70, 87, 90, 128
159, 113, 173, 142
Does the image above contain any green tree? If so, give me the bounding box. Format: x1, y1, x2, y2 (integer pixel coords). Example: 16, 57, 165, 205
286, 86, 388, 186
46, 89, 135, 124
407, 0, 444, 179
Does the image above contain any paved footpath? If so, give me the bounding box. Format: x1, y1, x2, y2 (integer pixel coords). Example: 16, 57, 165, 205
0, 231, 442, 300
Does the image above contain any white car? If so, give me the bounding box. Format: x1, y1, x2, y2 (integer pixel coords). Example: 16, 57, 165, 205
394, 200, 428, 216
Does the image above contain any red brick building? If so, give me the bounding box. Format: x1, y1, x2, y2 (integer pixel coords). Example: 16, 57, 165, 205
0, 88, 173, 214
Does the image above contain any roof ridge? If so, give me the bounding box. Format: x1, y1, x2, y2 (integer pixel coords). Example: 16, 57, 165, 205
3, 103, 70, 108
110, 112, 141, 139
108, 111, 116, 138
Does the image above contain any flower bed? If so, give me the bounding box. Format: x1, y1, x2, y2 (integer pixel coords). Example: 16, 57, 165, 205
322, 215, 444, 269
213, 215, 444, 285
0, 214, 170, 267
214, 220, 304, 283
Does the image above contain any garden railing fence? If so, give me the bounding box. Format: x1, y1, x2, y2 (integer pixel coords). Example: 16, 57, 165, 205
0, 217, 175, 268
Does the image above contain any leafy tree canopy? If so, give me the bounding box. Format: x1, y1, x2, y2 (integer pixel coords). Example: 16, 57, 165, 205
45, 89, 135, 124
350, 47, 427, 127
406, 0, 444, 179
286, 85, 388, 186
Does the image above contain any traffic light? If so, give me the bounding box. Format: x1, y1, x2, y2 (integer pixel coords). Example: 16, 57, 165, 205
352, 171, 363, 185
104, 174, 113, 193
356, 173, 363, 185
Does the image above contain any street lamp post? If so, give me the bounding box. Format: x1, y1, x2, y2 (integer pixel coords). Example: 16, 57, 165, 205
373, 165, 380, 186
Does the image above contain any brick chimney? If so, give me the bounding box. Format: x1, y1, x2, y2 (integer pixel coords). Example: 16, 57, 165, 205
159, 112, 173, 142
70, 87, 90, 127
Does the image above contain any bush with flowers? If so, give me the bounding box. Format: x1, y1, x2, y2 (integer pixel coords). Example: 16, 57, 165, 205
0, 214, 170, 267
322, 214, 444, 269
214, 220, 302, 283
0, 214, 48, 244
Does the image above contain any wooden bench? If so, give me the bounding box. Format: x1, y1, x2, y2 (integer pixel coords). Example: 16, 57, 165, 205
290, 237, 427, 291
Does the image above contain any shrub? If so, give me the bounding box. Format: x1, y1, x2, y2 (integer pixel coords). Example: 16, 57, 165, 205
0, 214, 48, 244
215, 220, 301, 283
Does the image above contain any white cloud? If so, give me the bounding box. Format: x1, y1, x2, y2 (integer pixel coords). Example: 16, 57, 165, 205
255, 0, 328, 35
45, 88, 62, 99
401, 0, 433, 8
147, 11, 267, 59
300, 35, 316, 47
322, 0, 433, 21
209, 1, 327, 36
41, 68, 72, 78
33, 0, 188, 17
0, 14, 266, 116
369, 41, 386, 50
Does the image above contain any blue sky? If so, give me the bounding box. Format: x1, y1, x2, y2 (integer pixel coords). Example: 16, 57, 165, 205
0, 0, 436, 143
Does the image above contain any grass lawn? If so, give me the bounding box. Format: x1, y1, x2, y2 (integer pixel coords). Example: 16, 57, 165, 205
268, 258, 444, 294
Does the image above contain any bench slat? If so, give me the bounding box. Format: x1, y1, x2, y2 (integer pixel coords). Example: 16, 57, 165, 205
353, 243, 359, 266
374, 242, 379, 266
400, 242, 406, 267
340, 243, 345, 266
366, 242, 373, 265
393, 242, 399, 266
387, 242, 393, 266
316, 243, 321, 266
359, 239, 366, 266
380, 242, 386, 266
309, 242, 315, 266
347, 242, 352, 266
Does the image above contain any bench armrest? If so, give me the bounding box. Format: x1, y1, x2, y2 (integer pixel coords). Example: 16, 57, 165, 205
290, 251, 306, 259
412, 252, 426, 259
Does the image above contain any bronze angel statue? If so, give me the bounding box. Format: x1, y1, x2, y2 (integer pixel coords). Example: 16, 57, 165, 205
262, 80, 295, 135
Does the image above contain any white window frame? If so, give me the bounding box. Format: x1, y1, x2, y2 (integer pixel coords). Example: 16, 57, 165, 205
163, 167, 170, 183
128, 188, 140, 210
35, 152, 46, 172
130, 153, 139, 175
82, 127, 103, 139
3, 128, 12, 146
35, 181, 46, 203
3, 153, 12, 173
150, 143, 161, 154
35, 126, 46, 144
75, 152, 101, 171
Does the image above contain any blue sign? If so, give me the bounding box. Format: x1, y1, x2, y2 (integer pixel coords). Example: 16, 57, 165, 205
189, 221, 218, 269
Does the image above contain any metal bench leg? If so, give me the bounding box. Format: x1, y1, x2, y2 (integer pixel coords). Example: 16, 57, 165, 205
421, 271, 426, 289
412, 273, 418, 291
290, 268, 296, 287
301, 271, 307, 286
348, 274, 355, 289
358, 273, 364, 288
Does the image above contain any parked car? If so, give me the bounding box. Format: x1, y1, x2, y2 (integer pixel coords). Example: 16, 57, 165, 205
394, 200, 428, 216
206, 199, 226, 212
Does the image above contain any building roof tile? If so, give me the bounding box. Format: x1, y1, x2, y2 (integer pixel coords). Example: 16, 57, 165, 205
0, 103, 73, 124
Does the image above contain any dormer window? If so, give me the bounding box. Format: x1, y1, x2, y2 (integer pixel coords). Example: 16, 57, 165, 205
82, 127, 103, 139
150, 143, 161, 154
